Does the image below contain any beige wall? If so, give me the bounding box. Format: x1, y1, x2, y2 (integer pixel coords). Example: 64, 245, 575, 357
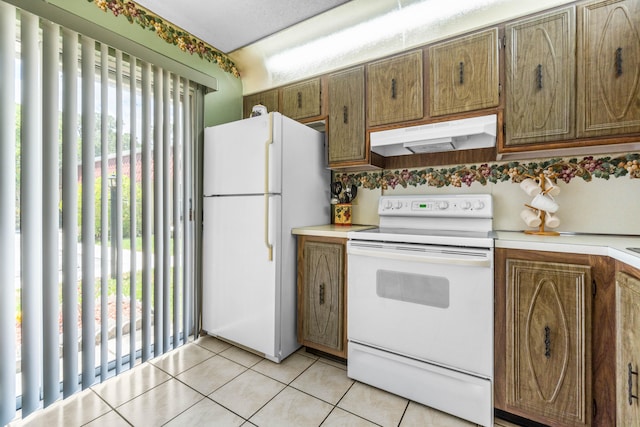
350, 166, 640, 236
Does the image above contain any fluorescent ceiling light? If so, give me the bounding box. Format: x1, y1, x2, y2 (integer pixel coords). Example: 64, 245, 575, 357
266, 0, 496, 74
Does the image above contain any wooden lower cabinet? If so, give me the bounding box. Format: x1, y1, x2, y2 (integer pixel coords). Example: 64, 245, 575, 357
615, 264, 640, 425
495, 249, 616, 427
296, 236, 347, 358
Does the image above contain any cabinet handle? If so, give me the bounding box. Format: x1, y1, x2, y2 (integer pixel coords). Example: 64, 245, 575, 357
629, 363, 638, 405
616, 47, 623, 77
343, 106, 348, 124
319, 283, 325, 305
297, 91, 302, 108
536, 64, 543, 89
391, 78, 397, 99
459, 61, 464, 84
544, 326, 551, 358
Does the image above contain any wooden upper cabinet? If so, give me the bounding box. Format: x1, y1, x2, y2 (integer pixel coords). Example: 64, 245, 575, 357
504, 259, 592, 427
616, 270, 640, 425
429, 28, 500, 117
281, 78, 322, 120
577, 0, 640, 137
328, 67, 366, 166
367, 50, 423, 126
243, 89, 279, 119
505, 7, 576, 146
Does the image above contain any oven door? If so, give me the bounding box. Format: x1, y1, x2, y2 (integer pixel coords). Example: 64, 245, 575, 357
347, 240, 494, 378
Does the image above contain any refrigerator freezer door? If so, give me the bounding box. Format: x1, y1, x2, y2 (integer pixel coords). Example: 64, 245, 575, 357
202, 195, 281, 359
203, 114, 282, 196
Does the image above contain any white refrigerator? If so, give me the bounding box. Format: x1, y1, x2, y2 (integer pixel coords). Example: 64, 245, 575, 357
202, 112, 330, 362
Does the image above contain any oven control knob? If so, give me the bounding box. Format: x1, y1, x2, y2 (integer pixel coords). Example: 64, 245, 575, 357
437, 201, 449, 210
460, 200, 472, 210
383, 200, 393, 210
394, 201, 403, 209
473, 200, 485, 210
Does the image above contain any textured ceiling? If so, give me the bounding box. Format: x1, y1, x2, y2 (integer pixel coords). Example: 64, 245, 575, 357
132, 0, 575, 94
133, 0, 351, 53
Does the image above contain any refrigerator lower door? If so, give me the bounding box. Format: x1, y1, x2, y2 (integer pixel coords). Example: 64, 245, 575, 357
202, 195, 281, 360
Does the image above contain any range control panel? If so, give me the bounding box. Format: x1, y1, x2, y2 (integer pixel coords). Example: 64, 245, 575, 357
378, 194, 493, 218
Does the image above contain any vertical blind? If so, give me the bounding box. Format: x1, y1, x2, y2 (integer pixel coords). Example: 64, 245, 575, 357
0, 3, 201, 423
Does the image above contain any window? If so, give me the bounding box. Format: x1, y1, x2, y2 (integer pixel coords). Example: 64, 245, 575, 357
0, 4, 200, 422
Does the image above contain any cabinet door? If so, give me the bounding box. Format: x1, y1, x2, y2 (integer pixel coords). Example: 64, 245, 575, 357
243, 89, 279, 119
505, 7, 576, 146
505, 259, 592, 426
616, 271, 640, 424
281, 78, 322, 120
301, 240, 344, 352
367, 50, 423, 126
328, 67, 365, 165
429, 28, 499, 117
577, 0, 640, 137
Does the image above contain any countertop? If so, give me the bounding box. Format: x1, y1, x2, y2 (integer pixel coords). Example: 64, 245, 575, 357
292, 224, 376, 239
292, 225, 640, 270
495, 231, 640, 270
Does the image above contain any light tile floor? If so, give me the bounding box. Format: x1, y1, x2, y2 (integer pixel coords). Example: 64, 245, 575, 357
10, 337, 518, 427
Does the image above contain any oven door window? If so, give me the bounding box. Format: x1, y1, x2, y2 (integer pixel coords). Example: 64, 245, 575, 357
376, 270, 449, 309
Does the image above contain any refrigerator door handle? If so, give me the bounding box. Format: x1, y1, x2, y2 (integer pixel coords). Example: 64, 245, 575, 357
264, 113, 274, 261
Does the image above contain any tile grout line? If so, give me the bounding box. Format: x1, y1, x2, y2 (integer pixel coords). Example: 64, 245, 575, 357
395, 400, 410, 427
164, 347, 252, 424
86, 340, 453, 427
83, 388, 134, 427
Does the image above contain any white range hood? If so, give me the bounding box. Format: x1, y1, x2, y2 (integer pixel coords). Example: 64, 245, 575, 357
370, 114, 497, 157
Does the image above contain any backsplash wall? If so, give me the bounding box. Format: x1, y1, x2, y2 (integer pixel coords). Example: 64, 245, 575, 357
338, 152, 640, 235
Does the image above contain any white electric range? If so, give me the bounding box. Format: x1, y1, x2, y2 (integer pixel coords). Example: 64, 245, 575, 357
346, 194, 495, 427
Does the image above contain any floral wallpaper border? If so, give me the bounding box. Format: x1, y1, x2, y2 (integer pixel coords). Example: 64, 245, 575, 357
89, 0, 240, 77
334, 153, 640, 190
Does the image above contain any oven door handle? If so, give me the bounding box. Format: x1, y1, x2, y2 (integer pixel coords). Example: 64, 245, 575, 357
347, 245, 492, 267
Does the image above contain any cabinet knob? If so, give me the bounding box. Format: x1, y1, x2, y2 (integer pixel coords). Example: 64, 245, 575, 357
544, 325, 551, 359
616, 47, 623, 77
536, 64, 543, 89
629, 363, 638, 405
